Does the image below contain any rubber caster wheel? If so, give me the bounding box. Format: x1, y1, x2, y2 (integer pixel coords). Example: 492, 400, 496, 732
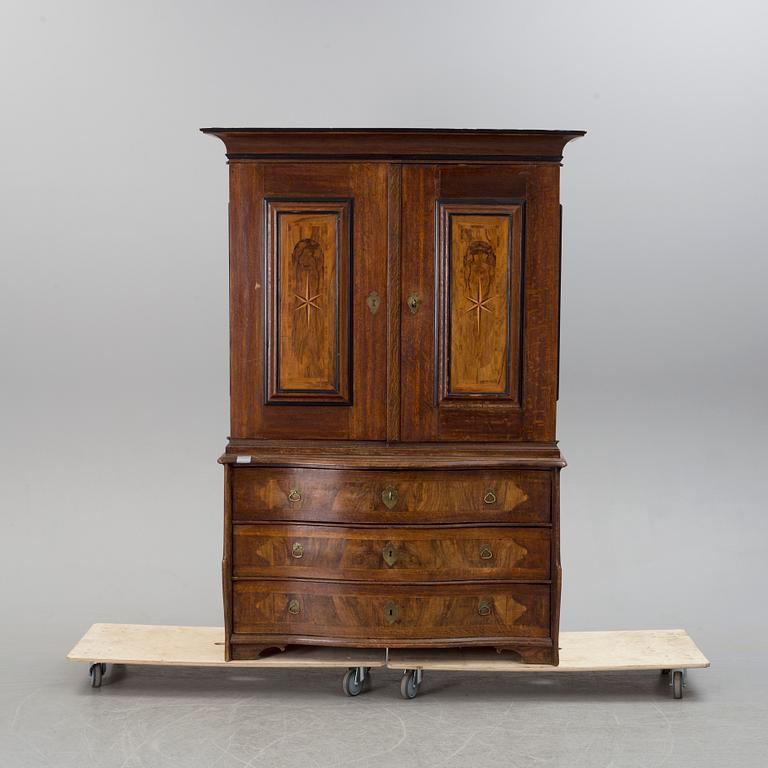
400, 670, 420, 699
672, 670, 683, 699
342, 667, 368, 696
89, 663, 106, 688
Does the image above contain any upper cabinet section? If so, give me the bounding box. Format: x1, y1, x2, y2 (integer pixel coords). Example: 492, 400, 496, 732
205, 129, 584, 444
201, 128, 585, 162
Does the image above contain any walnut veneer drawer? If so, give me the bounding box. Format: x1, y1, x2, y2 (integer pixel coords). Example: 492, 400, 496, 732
232, 580, 550, 643
232, 524, 550, 581
231, 468, 551, 524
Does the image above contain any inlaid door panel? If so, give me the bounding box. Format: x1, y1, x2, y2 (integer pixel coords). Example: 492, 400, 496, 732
441, 202, 522, 401
401, 164, 562, 442
266, 199, 350, 403
229, 163, 388, 439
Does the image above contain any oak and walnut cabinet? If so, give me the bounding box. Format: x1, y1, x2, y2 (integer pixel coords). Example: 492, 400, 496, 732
202, 128, 585, 664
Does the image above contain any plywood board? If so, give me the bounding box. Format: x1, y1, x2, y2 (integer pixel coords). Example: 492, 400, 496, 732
386, 630, 709, 672
68, 626, 708, 673
67, 624, 386, 668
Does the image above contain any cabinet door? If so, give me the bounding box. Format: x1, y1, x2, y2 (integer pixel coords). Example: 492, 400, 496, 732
400, 164, 561, 442
230, 163, 388, 440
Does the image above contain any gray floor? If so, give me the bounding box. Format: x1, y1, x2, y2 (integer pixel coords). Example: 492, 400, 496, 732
2, 649, 766, 768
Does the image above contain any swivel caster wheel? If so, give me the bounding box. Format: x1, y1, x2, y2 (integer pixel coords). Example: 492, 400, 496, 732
671, 670, 685, 699
89, 663, 107, 688
342, 667, 370, 696
400, 669, 422, 699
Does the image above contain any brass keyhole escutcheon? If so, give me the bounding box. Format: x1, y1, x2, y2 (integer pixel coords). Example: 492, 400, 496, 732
384, 601, 398, 624
287, 599, 300, 615
483, 488, 497, 505
288, 488, 301, 503
479, 545, 493, 560
366, 291, 381, 315
381, 487, 398, 509
478, 600, 493, 616
383, 542, 398, 567
291, 542, 304, 559
407, 293, 421, 314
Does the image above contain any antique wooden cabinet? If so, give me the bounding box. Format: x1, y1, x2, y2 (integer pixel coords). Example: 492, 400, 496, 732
202, 128, 584, 664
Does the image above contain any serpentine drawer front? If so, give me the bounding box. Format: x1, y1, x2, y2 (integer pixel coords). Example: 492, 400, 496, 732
206, 127, 585, 664
231, 581, 551, 642
231, 468, 552, 524
232, 524, 551, 581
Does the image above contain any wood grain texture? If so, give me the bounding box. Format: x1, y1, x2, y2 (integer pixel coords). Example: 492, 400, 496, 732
202, 128, 585, 161
67, 624, 386, 667
232, 524, 551, 581
229, 162, 387, 439
265, 200, 350, 402
231, 467, 552, 525
401, 164, 561, 442
223, 464, 233, 661
386, 629, 711, 672
67, 625, 709, 671
232, 580, 551, 642
386, 164, 402, 441
221, 440, 565, 469
439, 203, 523, 401
206, 130, 583, 665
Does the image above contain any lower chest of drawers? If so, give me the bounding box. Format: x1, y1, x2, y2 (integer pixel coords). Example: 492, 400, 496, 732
224, 466, 560, 664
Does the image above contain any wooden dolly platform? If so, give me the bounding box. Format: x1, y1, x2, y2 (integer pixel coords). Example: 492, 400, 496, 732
68, 624, 709, 699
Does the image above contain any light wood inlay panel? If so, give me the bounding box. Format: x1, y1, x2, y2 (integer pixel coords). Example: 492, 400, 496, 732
440, 202, 523, 401
266, 200, 351, 403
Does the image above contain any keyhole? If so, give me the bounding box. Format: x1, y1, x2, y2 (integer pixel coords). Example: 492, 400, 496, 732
382, 541, 398, 566
384, 601, 398, 624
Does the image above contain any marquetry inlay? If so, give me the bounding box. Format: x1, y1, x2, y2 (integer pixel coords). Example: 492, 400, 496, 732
294, 273, 322, 325
464, 280, 496, 333
265, 199, 352, 404
437, 202, 523, 401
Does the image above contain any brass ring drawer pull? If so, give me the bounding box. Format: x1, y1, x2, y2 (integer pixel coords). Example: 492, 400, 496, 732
478, 600, 493, 616
287, 599, 300, 615
479, 545, 494, 560
291, 542, 304, 559
483, 488, 497, 504
287, 488, 301, 502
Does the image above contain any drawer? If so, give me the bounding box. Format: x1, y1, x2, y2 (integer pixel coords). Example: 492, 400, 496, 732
231, 468, 551, 524
232, 581, 550, 641
233, 524, 550, 581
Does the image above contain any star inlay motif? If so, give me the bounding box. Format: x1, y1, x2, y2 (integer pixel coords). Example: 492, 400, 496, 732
464, 282, 495, 332
295, 276, 321, 325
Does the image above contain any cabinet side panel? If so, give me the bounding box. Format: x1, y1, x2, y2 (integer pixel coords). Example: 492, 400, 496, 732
520, 165, 561, 441
229, 163, 265, 438
223, 464, 233, 662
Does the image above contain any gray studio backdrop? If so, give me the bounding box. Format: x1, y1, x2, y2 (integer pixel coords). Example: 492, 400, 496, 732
1, 0, 766, 679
